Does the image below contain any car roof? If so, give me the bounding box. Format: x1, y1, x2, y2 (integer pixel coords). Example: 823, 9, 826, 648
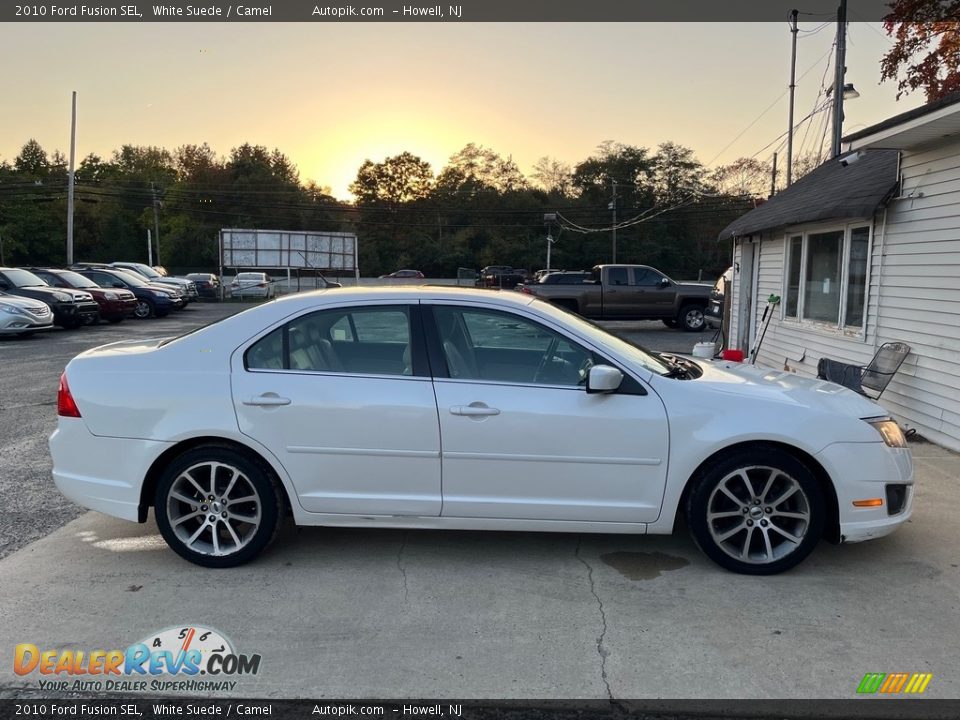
267, 285, 538, 311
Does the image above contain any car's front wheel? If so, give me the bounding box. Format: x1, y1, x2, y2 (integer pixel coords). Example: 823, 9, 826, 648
133, 299, 155, 319
154, 446, 281, 568
686, 447, 824, 575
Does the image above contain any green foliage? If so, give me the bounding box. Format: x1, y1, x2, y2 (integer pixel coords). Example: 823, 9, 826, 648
0, 138, 751, 280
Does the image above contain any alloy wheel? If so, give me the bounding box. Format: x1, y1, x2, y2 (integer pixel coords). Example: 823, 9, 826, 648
165, 461, 263, 557
705, 465, 811, 565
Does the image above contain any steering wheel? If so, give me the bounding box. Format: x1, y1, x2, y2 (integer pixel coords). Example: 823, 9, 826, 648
533, 336, 561, 383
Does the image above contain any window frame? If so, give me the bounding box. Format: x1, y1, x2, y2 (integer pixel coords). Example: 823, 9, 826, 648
422, 303, 648, 395
780, 220, 872, 335
242, 302, 430, 378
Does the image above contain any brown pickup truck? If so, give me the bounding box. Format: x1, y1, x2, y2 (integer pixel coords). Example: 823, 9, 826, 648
520, 264, 712, 331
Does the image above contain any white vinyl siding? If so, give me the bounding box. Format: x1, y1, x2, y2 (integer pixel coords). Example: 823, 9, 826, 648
729, 137, 960, 452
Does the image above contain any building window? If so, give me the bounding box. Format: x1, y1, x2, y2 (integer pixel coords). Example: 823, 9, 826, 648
782, 223, 870, 329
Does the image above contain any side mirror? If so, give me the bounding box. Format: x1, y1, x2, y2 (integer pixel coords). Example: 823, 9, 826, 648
659, 277, 671, 288
586, 365, 623, 394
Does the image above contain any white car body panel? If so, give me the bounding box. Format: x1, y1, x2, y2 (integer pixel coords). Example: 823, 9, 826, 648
0, 293, 54, 333
49, 287, 913, 552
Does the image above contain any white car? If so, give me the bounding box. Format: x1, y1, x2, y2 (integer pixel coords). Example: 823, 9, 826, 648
49, 287, 913, 573
229, 272, 274, 299
0, 291, 54, 335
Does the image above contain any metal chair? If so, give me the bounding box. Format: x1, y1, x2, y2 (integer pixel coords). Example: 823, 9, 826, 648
816, 342, 911, 400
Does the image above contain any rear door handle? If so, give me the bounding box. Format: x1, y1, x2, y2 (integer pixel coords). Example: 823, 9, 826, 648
243, 394, 292, 407
450, 404, 500, 417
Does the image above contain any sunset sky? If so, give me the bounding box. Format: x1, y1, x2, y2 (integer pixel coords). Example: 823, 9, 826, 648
1, 22, 924, 199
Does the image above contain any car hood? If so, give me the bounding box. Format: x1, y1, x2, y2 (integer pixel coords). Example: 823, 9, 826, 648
9, 286, 79, 303
681, 358, 885, 419
0, 295, 50, 313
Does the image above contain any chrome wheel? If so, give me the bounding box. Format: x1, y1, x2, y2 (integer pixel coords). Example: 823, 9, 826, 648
134, 300, 152, 319
706, 466, 811, 565
166, 461, 262, 557
682, 306, 705, 331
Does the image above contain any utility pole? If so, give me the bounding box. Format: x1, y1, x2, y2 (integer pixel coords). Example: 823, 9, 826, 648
151, 182, 162, 266
610, 179, 618, 263
831, 0, 848, 158
771, 152, 778, 197
787, 9, 799, 186
66, 91, 77, 265
147, 229, 153, 266
543, 212, 557, 270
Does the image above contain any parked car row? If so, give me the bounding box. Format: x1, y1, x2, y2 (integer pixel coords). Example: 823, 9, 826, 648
0, 261, 205, 336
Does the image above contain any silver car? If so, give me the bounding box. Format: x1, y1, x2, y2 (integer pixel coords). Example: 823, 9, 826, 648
0, 291, 54, 336
110, 262, 199, 303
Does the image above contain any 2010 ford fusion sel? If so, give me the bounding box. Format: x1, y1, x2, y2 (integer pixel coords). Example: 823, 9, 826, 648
49, 287, 913, 573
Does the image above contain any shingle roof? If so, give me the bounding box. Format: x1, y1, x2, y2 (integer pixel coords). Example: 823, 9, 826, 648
717, 149, 899, 241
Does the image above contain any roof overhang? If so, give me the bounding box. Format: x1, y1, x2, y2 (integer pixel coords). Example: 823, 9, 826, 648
845, 98, 960, 151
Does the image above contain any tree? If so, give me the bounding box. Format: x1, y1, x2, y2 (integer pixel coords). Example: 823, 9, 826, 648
711, 157, 771, 198
882, 0, 960, 101
350, 152, 434, 208
14, 139, 50, 178
530, 156, 574, 197
435, 143, 527, 197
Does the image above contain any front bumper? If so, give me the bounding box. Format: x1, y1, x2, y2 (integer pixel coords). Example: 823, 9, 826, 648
815, 441, 914, 543
97, 297, 138, 319
0, 313, 53, 333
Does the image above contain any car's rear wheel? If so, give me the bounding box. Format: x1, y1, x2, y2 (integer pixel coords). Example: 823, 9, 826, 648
678, 304, 706, 332
155, 447, 281, 568
133, 299, 155, 319
686, 447, 824, 575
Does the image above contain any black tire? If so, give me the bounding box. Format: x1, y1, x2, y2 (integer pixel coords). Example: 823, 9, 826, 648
678, 304, 706, 332
662, 319, 678, 328
154, 446, 282, 568
133, 299, 155, 319
686, 447, 824, 575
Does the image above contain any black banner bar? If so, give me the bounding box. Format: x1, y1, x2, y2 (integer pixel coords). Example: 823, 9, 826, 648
2, 699, 960, 720
1, 0, 897, 23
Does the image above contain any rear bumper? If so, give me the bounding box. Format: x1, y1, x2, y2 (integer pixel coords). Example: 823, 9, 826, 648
49, 418, 171, 522
815, 441, 914, 544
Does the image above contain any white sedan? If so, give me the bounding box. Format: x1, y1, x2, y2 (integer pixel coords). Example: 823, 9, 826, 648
49, 287, 913, 573
0, 291, 54, 335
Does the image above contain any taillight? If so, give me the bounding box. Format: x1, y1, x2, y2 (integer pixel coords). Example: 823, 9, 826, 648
258, 282, 266, 288
57, 373, 82, 418
520, 286, 533, 294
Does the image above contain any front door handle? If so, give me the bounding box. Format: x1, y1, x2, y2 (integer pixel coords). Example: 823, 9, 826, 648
243, 393, 292, 407
450, 403, 500, 417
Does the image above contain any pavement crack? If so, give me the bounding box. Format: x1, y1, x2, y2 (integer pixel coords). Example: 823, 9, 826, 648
575, 536, 616, 703
397, 532, 408, 603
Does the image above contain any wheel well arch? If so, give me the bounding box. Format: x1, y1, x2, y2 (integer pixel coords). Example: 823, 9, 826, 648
675, 440, 840, 543
138, 436, 292, 522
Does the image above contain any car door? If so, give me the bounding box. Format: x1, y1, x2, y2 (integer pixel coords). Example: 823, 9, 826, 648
231, 302, 442, 516
634, 267, 678, 317
425, 303, 669, 523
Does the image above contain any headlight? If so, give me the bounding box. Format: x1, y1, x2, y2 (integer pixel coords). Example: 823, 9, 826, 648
150, 289, 168, 298
103, 291, 118, 300
867, 418, 907, 448
54, 292, 71, 302
0, 304, 25, 315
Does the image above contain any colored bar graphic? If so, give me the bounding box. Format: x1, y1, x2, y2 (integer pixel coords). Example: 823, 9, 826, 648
858, 672, 932, 694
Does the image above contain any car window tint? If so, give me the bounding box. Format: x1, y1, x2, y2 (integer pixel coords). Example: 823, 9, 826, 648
607, 267, 628, 286
435, 306, 592, 386
247, 306, 412, 376
246, 327, 285, 370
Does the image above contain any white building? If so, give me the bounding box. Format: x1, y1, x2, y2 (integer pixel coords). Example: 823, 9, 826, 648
719, 94, 960, 452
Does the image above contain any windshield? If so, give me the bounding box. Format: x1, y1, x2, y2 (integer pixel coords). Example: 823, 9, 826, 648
132, 263, 160, 278
110, 270, 149, 287
2, 268, 48, 288
530, 298, 673, 376
57, 270, 98, 288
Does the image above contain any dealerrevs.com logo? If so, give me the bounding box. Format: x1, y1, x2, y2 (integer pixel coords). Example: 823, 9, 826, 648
14, 625, 261, 693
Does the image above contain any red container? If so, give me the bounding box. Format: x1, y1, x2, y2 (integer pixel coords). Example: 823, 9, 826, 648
722, 349, 745, 362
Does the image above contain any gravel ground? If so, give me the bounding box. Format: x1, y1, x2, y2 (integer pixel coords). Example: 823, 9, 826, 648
0, 297, 713, 561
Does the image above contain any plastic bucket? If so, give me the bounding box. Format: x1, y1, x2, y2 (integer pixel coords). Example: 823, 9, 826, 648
692, 342, 717, 358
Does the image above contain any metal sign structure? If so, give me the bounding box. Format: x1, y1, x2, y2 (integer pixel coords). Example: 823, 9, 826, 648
219, 229, 359, 278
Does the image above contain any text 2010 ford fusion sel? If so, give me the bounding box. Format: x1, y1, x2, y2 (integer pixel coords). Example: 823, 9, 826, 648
49, 287, 913, 573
